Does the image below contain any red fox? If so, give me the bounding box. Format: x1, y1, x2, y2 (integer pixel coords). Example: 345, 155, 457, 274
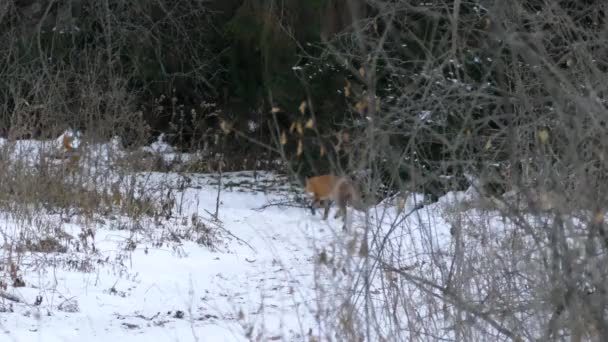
59, 130, 81, 168
60, 129, 82, 152
63, 133, 75, 152
305, 175, 365, 220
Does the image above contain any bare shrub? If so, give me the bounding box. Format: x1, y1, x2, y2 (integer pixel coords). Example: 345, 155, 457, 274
266, 0, 608, 341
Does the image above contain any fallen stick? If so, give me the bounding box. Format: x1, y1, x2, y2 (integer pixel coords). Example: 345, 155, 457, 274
0, 291, 22, 303
201, 211, 257, 253
252, 200, 309, 212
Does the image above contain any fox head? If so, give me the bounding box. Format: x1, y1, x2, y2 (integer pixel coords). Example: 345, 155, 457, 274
62, 130, 81, 152
63, 134, 74, 152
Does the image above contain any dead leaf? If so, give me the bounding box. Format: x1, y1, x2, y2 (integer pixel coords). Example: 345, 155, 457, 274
297, 139, 303, 156
484, 138, 492, 150
355, 100, 367, 114
219, 120, 231, 134
342, 132, 350, 143
344, 80, 351, 97
280, 131, 287, 145
359, 67, 365, 77
299, 101, 307, 115
397, 197, 406, 212
296, 121, 303, 135
594, 211, 604, 225
483, 17, 491, 30
305, 118, 314, 129
538, 129, 549, 144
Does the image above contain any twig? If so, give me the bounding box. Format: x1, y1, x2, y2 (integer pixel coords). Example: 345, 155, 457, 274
0, 291, 21, 303
214, 141, 223, 220
135, 312, 161, 321
381, 262, 520, 341
200, 211, 257, 253
252, 200, 310, 212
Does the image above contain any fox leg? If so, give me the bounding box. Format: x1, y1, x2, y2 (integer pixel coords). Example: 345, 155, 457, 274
310, 196, 322, 215
334, 197, 347, 220
310, 201, 317, 215
333, 205, 341, 219
322, 200, 331, 220
334, 205, 347, 220
336, 205, 348, 231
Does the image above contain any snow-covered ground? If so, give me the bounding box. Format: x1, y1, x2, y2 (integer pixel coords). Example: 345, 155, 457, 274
0, 170, 334, 342
0, 134, 514, 342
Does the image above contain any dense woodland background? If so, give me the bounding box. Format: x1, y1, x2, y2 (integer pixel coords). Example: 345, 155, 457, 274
2, 1, 605, 188
1, 0, 608, 202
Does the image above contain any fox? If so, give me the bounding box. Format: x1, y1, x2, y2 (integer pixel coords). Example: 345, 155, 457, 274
305, 174, 365, 220
60, 129, 82, 153
63, 133, 75, 152
59, 130, 81, 169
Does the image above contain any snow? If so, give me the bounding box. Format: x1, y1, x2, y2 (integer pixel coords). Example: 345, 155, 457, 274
0, 138, 367, 342
0, 175, 318, 341
417, 110, 432, 122
142, 134, 174, 154
0, 136, 502, 341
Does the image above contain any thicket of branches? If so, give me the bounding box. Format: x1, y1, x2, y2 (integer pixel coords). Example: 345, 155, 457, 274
296, 0, 608, 341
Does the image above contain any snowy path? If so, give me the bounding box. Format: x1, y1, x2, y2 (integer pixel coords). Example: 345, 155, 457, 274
0, 173, 341, 342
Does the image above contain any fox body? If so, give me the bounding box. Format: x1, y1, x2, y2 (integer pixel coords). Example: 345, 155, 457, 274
61, 130, 81, 153
305, 175, 364, 220
63, 133, 74, 152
